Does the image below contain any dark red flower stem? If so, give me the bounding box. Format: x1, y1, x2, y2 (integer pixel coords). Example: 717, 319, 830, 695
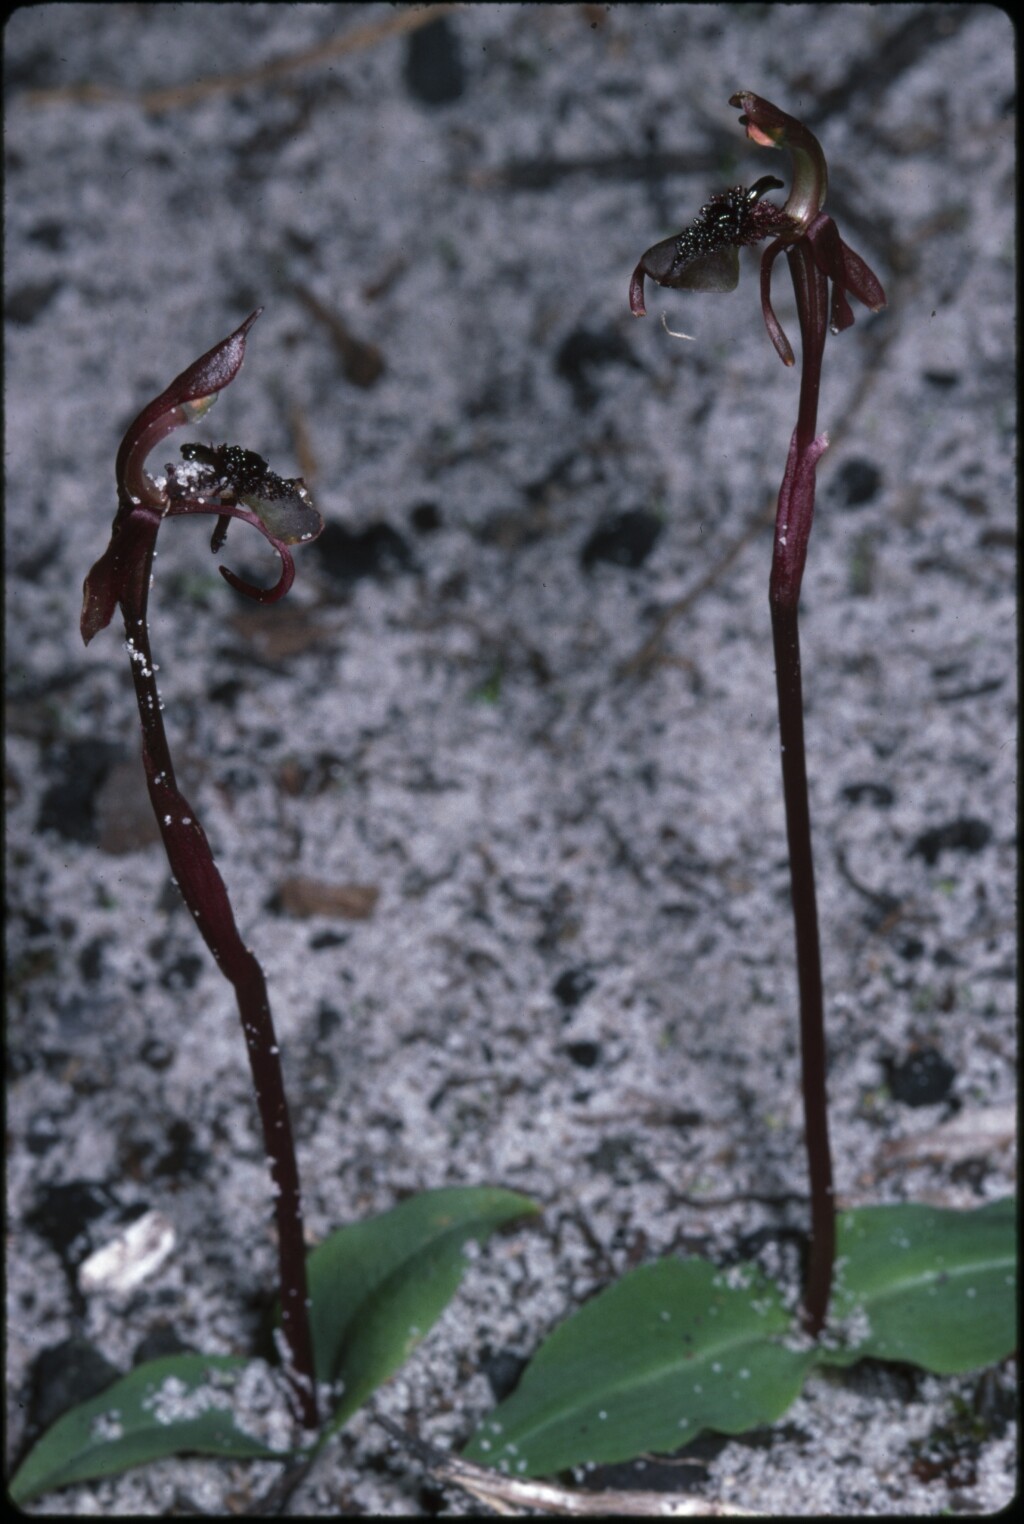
119, 526, 318, 1428
768, 239, 835, 1337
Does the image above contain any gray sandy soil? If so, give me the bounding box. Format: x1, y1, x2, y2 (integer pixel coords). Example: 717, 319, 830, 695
5, 3, 1016, 1514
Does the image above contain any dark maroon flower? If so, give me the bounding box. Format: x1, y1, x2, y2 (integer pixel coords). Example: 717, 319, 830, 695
629, 175, 792, 316
629, 91, 886, 369
81, 310, 322, 644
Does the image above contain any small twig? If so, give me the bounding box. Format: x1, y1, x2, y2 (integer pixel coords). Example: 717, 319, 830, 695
287, 402, 319, 488
667, 1189, 810, 1210
463, 150, 722, 193
616, 501, 774, 680
23, 4, 461, 112
292, 283, 385, 388
250, 1451, 322, 1516
834, 842, 902, 922
374, 1414, 759, 1517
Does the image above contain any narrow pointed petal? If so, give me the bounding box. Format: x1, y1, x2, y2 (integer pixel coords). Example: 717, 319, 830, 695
81, 542, 127, 645
805, 212, 846, 284
760, 239, 795, 366
806, 212, 886, 324
838, 238, 887, 312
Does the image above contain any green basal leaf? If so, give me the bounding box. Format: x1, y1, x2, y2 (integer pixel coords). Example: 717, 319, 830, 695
463, 1199, 1017, 1480
821, 1197, 1017, 1374
462, 1255, 816, 1478
306, 1185, 539, 1432
9, 1354, 287, 1506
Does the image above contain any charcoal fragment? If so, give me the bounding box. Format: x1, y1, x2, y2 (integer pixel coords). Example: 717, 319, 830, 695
909, 817, 992, 866
841, 781, 894, 807
834, 457, 882, 508
887, 1047, 956, 1107
564, 1039, 602, 1069
314, 521, 415, 583
581, 509, 662, 570
553, 968, 596, 1007
38, 739, 121, 843
404, 17, 465, 105
556, 324, 640, 411
24, 1338, 120, 1450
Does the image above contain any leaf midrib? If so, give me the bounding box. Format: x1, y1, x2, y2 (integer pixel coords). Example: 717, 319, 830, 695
837, 1247, 1014, 1310
504, 1319, 798, 1443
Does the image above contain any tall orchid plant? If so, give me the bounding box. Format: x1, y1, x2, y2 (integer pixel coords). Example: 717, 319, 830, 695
631, 91, 885, 1333
460, 95, 1012, 1485
7, 316, 534, 1507
81, 310, 325, 1424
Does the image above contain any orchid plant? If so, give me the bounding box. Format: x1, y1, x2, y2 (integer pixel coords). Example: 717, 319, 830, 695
461, 94, 1016, 1483
80, 309, 325, 1428
12, 315, 535, 1505
631, 90, 887, 1336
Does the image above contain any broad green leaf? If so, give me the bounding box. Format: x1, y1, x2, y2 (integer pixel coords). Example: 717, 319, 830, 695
821, 1197, 1017, 1374
462, 1256, 815, 1478
9, 1354, 287, 1506
306, 1186, 539, 1431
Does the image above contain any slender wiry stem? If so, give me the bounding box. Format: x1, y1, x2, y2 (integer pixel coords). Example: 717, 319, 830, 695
121, 530, 318, 1427
768, 241, 835, 1335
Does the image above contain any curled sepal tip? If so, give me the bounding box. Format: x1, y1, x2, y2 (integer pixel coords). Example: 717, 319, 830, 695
219, 547, 296, 605
159, 493, 315, 605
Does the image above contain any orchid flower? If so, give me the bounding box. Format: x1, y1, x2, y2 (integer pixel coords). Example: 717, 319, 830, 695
630, 92, 885, 369
82, 310, 321, 644
630, 95, 886, 1337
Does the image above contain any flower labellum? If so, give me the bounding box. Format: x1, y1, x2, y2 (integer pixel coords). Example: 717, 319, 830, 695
630, 177, 790, 316
175, 443, 321, 544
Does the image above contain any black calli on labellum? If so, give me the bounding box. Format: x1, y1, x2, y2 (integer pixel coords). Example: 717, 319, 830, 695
630, 176, 790, 313
173, 441, 321, 562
